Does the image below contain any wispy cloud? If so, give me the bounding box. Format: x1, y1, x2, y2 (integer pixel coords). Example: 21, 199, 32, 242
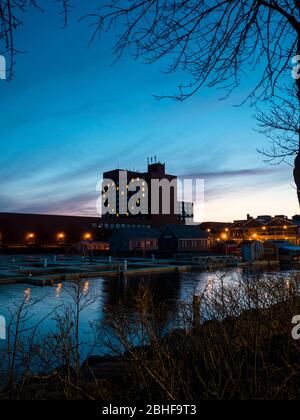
181, 166, 287, 180
13, 191, 98, 216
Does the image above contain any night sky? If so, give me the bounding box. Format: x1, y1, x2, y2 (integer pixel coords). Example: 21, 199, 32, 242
0, 2, 297, 222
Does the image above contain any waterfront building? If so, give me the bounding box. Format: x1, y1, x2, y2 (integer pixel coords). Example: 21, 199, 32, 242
109, 227, 160, 253
211, 240, 239, 256
102, 159, 194, 228
0, 160, 197, 250
200, 221, 232, 246
263, 240, 300, 263
159, 225, 208, 254
0, 213, 103, 249
241, 240, 264, 262
76, 240, 110, 254
230, 215, 300, 245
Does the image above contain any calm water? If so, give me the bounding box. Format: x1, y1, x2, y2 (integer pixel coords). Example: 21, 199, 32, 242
0, 268, 288, 368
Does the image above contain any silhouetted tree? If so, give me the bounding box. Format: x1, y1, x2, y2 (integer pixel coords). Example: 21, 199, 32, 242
83, 0, 300, 204
256, 86, 300, 200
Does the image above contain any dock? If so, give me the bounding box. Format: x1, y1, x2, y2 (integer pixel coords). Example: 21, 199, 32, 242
0, 253, 242, 287
0, 255, 195, 286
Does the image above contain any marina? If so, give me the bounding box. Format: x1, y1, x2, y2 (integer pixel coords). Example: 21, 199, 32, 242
0, 254, 240, 286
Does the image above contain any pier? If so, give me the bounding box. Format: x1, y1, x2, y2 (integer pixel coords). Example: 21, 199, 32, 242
0, 255, 195, 286
0, 253, 242, 286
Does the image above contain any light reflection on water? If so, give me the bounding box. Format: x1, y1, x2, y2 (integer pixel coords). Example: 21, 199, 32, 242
0, 268, 289, 362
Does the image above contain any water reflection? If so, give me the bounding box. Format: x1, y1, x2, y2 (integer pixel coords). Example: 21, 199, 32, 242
55, 283, 62, 298
0, 269, 285, 360
102, 273, 182, 309
101, 273, 183, 330
83, 281, 89, 295
24, 288, 31, 304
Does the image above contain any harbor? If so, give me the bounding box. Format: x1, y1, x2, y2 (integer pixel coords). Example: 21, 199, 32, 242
0, 254, 242, 286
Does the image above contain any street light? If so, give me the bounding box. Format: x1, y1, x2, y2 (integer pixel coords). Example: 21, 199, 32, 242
57, 233, 65, 243
84, 233, 92, 241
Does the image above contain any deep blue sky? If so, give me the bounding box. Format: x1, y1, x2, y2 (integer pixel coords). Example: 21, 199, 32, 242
0, 2, 297, 222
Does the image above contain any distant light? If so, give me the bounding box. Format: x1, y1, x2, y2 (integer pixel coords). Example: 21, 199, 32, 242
84, 233, 92, 241
27, 233, 35, 242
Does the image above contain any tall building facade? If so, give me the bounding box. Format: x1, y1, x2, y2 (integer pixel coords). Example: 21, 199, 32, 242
102, 160, 192, 228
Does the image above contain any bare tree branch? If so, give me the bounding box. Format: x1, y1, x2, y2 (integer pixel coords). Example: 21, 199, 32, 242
82, 1, 299, 102
0, 0, 73, 80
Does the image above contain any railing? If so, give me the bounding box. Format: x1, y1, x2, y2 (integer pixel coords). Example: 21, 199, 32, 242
192, 255, 238, 268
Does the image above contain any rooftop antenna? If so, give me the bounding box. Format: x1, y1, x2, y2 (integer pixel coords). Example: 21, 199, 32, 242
147, 157, 149, 166
151, 157, 153, 164
155, 155, 157, 163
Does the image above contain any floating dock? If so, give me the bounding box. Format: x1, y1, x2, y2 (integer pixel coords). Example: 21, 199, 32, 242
0, 255, 195, 286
